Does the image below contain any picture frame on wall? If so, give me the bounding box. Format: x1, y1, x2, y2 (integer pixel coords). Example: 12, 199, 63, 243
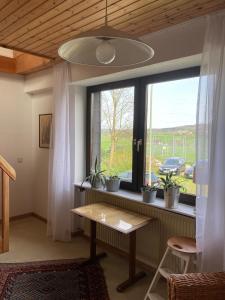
39, 114, 52, 148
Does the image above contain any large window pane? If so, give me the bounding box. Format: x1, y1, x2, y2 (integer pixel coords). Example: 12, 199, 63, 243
145, 77, 199, 195
90, 87, 135, 182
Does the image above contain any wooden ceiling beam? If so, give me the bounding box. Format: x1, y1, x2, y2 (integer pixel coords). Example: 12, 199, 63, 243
0, 56, 16, 74
0, 52, 51, 75
15, 53, 51, 74
0, 44, 54, 60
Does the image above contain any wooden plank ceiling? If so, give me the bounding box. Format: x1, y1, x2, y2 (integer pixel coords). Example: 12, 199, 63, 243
0, 0, 225, 74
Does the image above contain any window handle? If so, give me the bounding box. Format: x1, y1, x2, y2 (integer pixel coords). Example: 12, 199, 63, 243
137, 139, 142, 152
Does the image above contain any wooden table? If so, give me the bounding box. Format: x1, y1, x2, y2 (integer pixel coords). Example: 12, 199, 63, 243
71, 202, 154, 292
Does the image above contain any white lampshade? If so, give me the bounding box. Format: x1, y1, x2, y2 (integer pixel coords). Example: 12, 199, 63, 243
58, 26, 154, 67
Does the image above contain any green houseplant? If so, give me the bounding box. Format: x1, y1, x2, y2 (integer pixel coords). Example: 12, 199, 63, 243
81, 157, 106, 189
105, 175, 120, 192
141, 183, 158, 203
160, 172, 185, 209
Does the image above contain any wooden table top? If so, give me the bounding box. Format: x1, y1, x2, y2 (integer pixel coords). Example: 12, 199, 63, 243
71, 202, 153, 234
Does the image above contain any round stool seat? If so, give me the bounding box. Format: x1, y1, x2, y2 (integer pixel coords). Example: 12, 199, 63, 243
167, 236, 197, 254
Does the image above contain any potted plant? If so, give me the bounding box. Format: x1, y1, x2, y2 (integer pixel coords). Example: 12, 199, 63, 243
141, 183, 158, 203
105, 175, 120, 192
160, 172, 185, 209
81, 157, 106, 189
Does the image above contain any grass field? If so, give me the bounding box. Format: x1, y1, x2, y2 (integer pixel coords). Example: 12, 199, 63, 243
101, 127, 196, 195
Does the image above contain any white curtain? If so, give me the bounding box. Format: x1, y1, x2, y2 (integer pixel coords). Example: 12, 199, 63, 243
47, 62, 73, 242
196, 10, 225, 272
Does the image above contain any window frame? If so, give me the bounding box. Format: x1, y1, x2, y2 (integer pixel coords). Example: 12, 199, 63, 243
86, 67, 200, 206
86, 78, 140, 191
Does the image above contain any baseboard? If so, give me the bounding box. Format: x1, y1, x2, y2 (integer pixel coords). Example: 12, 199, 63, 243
80, 233, 155, 273
71, 229, 84, 237
31, 213, 47, 223
9, 213, 33, 222
7, 212, 47, 223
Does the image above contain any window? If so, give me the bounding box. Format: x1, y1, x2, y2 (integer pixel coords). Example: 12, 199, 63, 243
87, 68, 200, 205
87, 80, 139, 190
145, 77, 199, 197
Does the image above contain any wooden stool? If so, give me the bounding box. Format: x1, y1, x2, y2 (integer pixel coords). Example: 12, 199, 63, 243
144, 236, 197, 300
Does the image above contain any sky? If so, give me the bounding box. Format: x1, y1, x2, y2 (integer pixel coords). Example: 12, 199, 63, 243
148, 77, 199, 129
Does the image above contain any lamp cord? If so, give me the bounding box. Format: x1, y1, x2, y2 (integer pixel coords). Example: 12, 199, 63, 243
105, 0, 108, 26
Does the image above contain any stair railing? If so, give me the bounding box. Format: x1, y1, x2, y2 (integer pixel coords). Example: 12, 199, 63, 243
0, 155, 16, 252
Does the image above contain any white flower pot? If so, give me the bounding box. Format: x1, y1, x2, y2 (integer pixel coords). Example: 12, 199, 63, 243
91, 178, 102, 189
106, 178, 120, 192
142, 190, 157, 203
164, 187, 180, 209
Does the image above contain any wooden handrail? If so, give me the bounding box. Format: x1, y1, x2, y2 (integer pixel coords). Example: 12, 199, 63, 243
0, 155, 16, 253
0, 155, 16, 181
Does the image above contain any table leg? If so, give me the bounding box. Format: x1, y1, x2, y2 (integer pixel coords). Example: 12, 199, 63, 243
90, 220, 96, 259
129, 230, 136, 278
117, 231, 146, 292
82, 220, 107, 264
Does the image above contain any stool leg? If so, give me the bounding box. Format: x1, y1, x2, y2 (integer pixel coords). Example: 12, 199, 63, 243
183, 255, 191, 274
144, 247, 170, 300
171, 250, 193, 274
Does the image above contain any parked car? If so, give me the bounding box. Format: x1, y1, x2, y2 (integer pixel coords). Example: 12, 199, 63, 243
158, 157, 185, 175
119, 171, 158, 183
119, 171, 132, 182
184, 165, 194, 179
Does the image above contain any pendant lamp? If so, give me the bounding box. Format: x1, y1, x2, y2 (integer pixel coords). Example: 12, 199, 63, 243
58, 1, 154, 67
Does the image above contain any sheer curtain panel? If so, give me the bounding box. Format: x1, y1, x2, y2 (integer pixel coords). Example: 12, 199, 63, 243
196, 11, 225, 271
47, 62, 73, 242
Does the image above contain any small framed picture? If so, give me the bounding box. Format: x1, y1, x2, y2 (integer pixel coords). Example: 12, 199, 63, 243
39, 114, 52, 148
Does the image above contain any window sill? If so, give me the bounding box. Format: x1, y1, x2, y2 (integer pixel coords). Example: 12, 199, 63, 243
75, 182, 195, 219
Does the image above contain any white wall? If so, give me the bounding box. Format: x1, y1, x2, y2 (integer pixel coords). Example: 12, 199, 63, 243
141, 16, 205, 65
24, 69, 53, 94
25, 82, 87, 220
31, 90, 53, 218
23, 69, 53, 219
0, 73, 32, 217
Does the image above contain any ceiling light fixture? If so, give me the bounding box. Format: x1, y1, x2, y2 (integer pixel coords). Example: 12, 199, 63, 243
58, 0, 154, 67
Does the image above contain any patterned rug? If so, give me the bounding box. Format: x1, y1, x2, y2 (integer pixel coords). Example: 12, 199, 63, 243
0, 259, 110, 299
